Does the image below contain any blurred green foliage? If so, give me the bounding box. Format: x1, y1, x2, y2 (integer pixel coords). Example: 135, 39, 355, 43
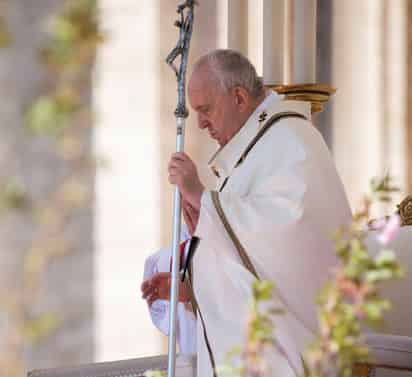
40, 0, 102, 73
219, 280, 285, 377
305, 176, 403, 377
144, 370, 167, 377
26, 0, 104, 135
0, 179, 28, 213
26, 91, 81, 136
0, 15, 11, 48
23, 313, 61, 344
0, 1, 103, 375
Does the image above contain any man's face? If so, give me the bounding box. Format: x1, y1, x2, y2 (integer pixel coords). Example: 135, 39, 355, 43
188, 68, 239, 147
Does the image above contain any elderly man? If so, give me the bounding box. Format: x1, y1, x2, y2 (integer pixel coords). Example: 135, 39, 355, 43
142, 49, 351, 377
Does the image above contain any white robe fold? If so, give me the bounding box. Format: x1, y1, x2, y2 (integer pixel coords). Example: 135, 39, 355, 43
193, 92, 352, 377
143, 225, 197, 355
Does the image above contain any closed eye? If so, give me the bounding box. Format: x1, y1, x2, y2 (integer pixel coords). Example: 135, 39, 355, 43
198, 105, 210, 115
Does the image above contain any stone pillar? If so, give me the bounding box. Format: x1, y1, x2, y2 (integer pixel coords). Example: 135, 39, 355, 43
289, 0, 317, 84
330, 0, 383, 209
329, 0, 407, 210
248, 0, 286, 84
0, 0, 94, 374
217, 0, 248, 53
94, 0, 163, 361
380, 0, 407, 203
406, 1, 412, 193
246, 0, 317, 85
316, 0, 333, 145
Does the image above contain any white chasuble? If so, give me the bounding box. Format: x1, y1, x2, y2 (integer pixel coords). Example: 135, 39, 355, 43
193, 91, 352, 377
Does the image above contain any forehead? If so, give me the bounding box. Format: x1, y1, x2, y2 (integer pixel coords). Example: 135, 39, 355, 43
189, 66, 212, 91
188, 67, 218, 106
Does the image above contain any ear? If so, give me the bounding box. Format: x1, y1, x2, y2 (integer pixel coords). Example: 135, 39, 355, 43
232, 86, 250, 112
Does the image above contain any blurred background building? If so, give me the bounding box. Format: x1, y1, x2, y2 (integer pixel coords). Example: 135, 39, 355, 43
0, 0, 410, 375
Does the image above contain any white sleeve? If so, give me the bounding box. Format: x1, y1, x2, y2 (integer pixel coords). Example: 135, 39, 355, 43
142, 225, 197, 355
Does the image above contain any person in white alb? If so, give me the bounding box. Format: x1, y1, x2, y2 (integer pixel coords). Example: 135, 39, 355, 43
141, 49, 352, 377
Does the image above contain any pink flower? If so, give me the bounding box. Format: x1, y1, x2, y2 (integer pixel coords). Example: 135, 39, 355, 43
369, 217, 387, 230
376, 214, 401, 245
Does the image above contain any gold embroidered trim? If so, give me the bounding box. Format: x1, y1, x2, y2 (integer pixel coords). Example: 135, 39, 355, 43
236, 111, 306, 168
211, 191, 259, 279
397, 195, 412, 226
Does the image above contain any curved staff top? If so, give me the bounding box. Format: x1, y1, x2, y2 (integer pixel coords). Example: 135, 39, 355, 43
165, 3, 197, 377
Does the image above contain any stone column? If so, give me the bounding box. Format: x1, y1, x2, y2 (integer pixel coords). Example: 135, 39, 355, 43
330, 0, 407, 210
316, 0, 333, 145
289, 0, 317, 84
247, 0, 286, 84
94, 0, 163, 361
217, 0, 248, 53
330, 0, 384, 209
246, 0, 317, 85
406, 1, 412, 193
0, 0, 94, 373
380, 0, 407, 204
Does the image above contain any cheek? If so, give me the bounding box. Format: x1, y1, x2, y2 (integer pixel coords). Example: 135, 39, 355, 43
211, 107, 227, 130
198, 112, 205, 124
216, 106, 233, 132
198, 112, 212, 128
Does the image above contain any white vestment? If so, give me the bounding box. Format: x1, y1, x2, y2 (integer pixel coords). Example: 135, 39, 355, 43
143, 225, 197, 355
193, 91, 352, 377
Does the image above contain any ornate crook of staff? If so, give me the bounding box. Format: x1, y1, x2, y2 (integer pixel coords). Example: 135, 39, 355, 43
166, 2, 196, 377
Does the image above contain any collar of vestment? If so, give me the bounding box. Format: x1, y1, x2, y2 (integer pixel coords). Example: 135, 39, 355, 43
208, 90, 312, 180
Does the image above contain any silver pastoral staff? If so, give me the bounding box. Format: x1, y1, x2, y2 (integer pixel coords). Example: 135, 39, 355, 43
165, 2, 196, 377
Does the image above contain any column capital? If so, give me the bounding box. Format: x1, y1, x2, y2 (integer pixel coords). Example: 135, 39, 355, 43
267, 83, 336, 114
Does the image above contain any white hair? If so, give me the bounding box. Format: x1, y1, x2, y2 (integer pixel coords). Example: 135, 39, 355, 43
192, 49, 264, 98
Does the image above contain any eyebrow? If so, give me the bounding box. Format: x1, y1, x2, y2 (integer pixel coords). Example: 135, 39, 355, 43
196, 105, 209, 112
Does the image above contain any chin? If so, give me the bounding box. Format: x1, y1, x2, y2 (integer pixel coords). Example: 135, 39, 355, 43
214, 136, 223, 146
217, 139, 227, 147
209, 133, 224, 146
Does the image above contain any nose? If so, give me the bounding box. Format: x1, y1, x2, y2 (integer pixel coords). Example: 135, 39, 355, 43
197, 113, 210, 130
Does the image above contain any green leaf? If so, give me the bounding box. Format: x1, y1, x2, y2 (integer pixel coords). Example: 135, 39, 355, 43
365, 269, 394, 283
144, 370, 166, 377
225, 346, 241, 360
26, 96, 64, 134
26, 94, 79, 136
0, 16, 11, 48
0, 179, 28, 212
52, 18, 79, 43
268, 307, 286, 316
252, 280, 273, 302
22, 313, 61, 344
363, 300, 391, 321
374, 250, 397, 266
